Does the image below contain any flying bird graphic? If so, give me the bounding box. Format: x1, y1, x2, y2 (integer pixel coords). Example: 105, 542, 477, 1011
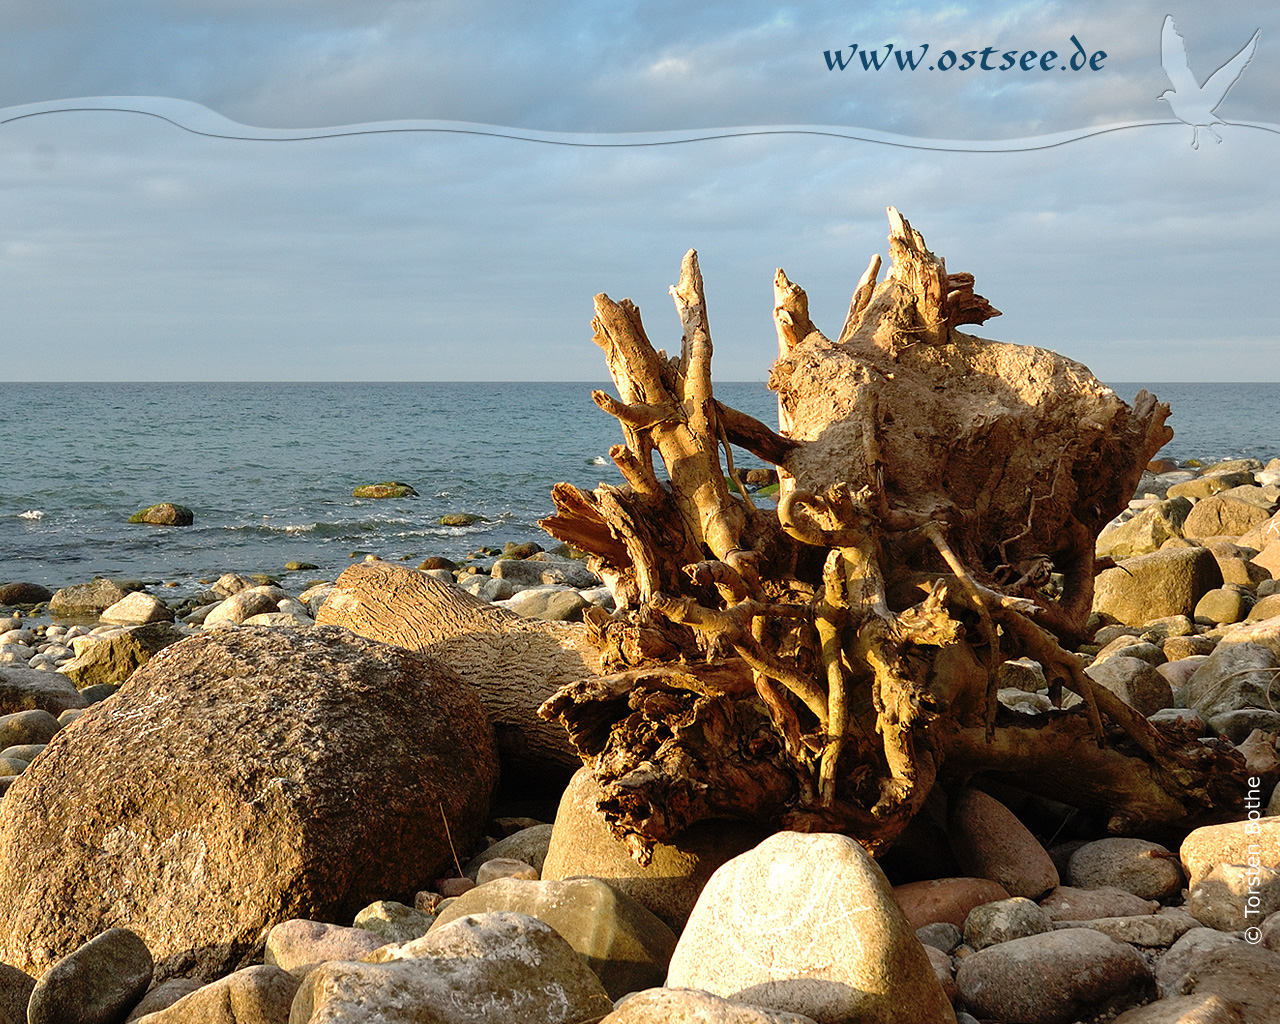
1159, 15, 1260, 149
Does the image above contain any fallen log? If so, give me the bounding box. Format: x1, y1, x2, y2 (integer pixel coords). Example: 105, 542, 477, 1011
317, 562, 597, 781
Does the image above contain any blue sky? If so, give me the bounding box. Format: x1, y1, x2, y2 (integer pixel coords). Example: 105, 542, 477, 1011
0, 1, 1276, 380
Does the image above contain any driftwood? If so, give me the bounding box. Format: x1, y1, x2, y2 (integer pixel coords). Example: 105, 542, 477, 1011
537, 208, 1254, 862
317, 561, 595, 782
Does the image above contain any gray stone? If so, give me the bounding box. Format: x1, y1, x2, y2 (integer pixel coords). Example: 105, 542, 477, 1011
0, 708, 60, 748
1156, 927, 1247, 997
493, 556, 599, 589
353, 900, 436, 945
1068, 837, 1185, 901
955, 927, 1153, 1024
947, 786, 1059, 900
501, 585, 589, 621
431, 875, 678, 1000
1086, 656, 1175, 715
49, 578, 128, 618
123, 978, 204, 1021
541, 768, 767, 932
0, 626, 498, 981
474, 857, 537, 884
58, 622, 185, 690
1184, 643, 1279, 720
1112, 993, 1246, 1023
1094, 638, 1166, 666
1094, 548, 1224, 627
264, 918, 388, 977
202, 587, 284, 628
1207, 709, 1280, 743
464, 823, 553, 878
666, 831, 954, 1024
963, 896, 1051, 950
456, 574, 516, 602
602, 988, 819, 1024
130, 965, 296, 1023
1187, 863, 1280, 932
1177, 944, 1280, 1024
211, 574, 255, 599
27, 927, 153, 1024
915, 921, 962, 953
292, 912, 613, 1024
997, 657, 1047, 690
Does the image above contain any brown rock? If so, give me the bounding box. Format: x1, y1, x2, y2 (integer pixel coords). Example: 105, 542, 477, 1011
602, 988, 819, 1023
0, 583, 52, 606
264, 919, 388, 977
124, 978, 204, 1020
48, 578, 127, 618
947, 787, 1059, 899
1184, 498, 1273, 540
1093, 548, 1223, 627
893, 877, 1012, 930
473, 857, 537, 884
1181, 944, 1280, 1024
541, 767, 767, 931
1111, 993, 1245, 1024
0, 625, 498, 981
99, 592, 174, 626
955, 928, 1153, 1024
1085, 657, 1174, 715
1068, 838, 1185, 901
131, 965, 297, 1023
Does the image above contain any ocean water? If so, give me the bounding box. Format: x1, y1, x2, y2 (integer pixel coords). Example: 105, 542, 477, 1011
1, 381, 1276, 598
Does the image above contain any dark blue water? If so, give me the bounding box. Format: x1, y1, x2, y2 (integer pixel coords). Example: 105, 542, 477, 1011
1, 381, 1275, 595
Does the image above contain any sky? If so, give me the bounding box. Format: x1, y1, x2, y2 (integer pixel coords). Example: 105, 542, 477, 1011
0, 1, 1276, 381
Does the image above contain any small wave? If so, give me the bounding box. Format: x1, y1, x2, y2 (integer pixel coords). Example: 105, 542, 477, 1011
17, 510, 44, 520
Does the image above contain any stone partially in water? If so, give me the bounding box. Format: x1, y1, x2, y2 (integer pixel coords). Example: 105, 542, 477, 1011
353, 482, 418, 499
127, 504, 194, 527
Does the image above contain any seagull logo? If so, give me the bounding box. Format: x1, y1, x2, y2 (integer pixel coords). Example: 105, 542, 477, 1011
1159, 15, 1259, 148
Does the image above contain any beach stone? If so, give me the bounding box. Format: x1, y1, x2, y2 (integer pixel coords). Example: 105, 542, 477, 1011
435, 876, 476, 898
27, 927, 153, 1024
1183, 643, 1279, 719
353, 901, 435, 945
1098, 498, 1193, 560
963, 896, 1051, 950
0, 707, 60, 748
264, 919, 388, 977
1250, 540, 1280, 580
0, 755, 29, 775
473, 857, 537, 884
666, 831, 954, 1024
541, 768, 767, 931
430, 875, 678, 1000
0, 962, 34, 1020
49, 578, 128, 618
241, 611, 315, 627
955, 927, 1153, 1024
1068, 837, 1185, 901
1157, 928, 1246, 997
1205, 541, 1272, 588
1208, 708, 1280, 743
602, 988, 819, 1024
455, 574, 515, 603
127, 503, 194, 527
202, 586, 284, 628
1246, 596, 1280, 624
0, 582, 52, 605
1095, 637, 1166, 666
1178, 944, 1280, 1024
123, 978, 205, 1020
892, 877, 1012, 929
0, 626, 497, 980
1061, 913, 1181, 947
1184, 497, 1273, 540
1216, 615, 1280, 660
1094, 548, 1223, 626
211, 573, 254, 598
998, 656, 1047, 690
1085, 656, 1174, 715
1039, 885, 1159, 921
353, 482, 417, 499
1112, 993, 1246, 1024
1187, 863, 1280, 931
501, 585, 589, 621
492, 558, 599, 590
1165, 637, 1219, 662
924, 944, 958, 1004
129, 965, 297, 1024
947, 786, 1059, 899
1194, 588, 1253, 626
60, 622, 186, 690
464, 823, 553, 878
1169, 473, 1256, 501
916, 922, 963, 953
1158, 654, 1210, 690
292, 911, 612, 1024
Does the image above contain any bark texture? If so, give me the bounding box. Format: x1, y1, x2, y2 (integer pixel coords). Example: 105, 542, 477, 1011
535, 208, 1252, 861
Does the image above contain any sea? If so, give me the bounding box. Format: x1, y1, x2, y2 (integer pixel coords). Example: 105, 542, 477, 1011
1, 381, 1277, 601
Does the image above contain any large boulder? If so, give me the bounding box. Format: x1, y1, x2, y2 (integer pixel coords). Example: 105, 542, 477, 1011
1184, 497, 1274, 540
540, 768, 768, 931
1093, 548, 1223, 626
290, 912, 613, 1024
665, 831, 955, 1024
1096, 498, 1192, 560
0, 626, 498, 980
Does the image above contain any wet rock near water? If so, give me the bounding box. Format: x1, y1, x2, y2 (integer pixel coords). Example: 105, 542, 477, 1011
127, 503, 194, 527
352, 482, 418, 499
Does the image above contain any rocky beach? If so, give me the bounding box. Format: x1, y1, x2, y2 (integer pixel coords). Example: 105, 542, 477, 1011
0, 451, 1275, 1022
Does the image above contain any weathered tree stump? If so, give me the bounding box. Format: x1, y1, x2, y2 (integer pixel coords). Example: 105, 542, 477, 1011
537, 208, 1253, 862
